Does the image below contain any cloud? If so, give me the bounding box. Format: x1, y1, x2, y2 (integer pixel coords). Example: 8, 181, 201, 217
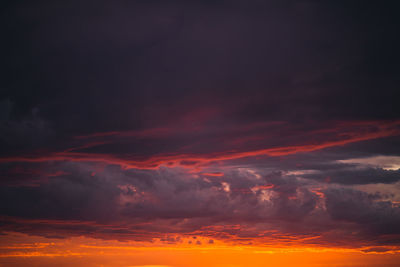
1, 120, 399, 171
302, 167, 400, 185
0, 0, 399, 252
0, 162, 398, 247
0, 99, 53, 153
338, 156, 400, 171
324, 188, 400, 236
361, 247, 395, 254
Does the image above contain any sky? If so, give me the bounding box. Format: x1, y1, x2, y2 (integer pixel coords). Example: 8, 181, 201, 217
1, 1, 400, 266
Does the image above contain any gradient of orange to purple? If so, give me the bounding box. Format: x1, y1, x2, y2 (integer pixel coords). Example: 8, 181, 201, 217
1, 1, 400, 266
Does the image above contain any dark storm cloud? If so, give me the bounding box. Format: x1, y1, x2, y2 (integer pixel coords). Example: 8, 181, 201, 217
324, 188, 400, 237
1, 0, 399, 138
1, 0, 399, 166
0, 163, 120, 222
0, 163, 398, 246
1, 0, 400, 249
0, 164, 317, 238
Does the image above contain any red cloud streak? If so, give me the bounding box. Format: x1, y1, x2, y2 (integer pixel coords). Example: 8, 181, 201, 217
1, 120, 399, 169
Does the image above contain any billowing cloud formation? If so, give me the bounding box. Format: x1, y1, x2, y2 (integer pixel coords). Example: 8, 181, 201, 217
0, 0, 400, 253
1, 162, 399, 248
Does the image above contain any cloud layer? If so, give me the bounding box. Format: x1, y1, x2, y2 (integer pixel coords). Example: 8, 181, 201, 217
0, 0, 400, 251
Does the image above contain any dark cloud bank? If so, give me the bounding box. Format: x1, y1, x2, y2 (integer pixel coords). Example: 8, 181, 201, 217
1, 0, 400, 248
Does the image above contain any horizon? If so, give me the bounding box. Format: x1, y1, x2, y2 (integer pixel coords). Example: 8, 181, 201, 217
1, 1, 400, 266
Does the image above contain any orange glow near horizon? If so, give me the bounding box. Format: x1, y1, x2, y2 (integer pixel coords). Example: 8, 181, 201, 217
1, 120, 400, 266
1, 233, 400, 267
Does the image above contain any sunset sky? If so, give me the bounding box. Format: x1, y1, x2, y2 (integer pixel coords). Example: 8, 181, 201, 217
1, 1, 400, 266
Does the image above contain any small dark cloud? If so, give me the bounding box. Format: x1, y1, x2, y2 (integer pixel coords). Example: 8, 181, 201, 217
361, 247, 393, 254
